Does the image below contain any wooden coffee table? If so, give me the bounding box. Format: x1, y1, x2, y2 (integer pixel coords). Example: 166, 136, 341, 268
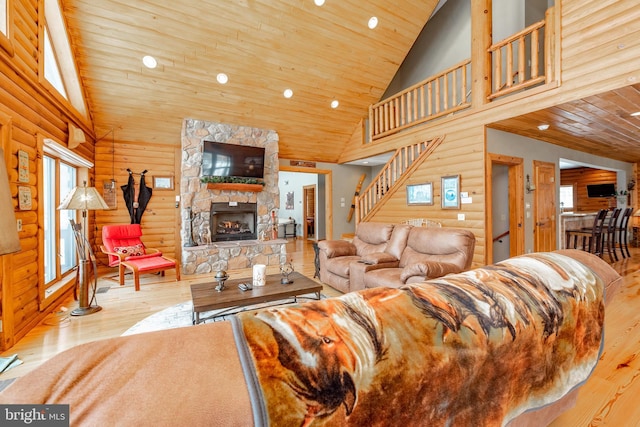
190, 271, 322, 324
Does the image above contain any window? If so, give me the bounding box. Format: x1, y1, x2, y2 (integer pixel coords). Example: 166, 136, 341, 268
1, 0, 7, 36
42, 0, 87, 117
559, 185, 574, 211
43, 155, 77, 287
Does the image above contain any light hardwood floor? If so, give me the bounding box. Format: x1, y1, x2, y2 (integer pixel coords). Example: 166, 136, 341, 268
1, 239, 639, 425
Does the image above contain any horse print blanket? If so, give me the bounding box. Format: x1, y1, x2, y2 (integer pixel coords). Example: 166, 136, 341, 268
233, 251, 607, 426
0, 251, 617, 426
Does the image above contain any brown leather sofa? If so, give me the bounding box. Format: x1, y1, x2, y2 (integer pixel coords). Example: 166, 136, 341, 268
318, 222, 476, 293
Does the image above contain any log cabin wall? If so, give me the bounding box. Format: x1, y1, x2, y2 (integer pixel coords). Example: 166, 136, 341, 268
0, 0, 95, 349
341, 0, 640, 265
93, 140, 180, 273
560, 167, 618, 212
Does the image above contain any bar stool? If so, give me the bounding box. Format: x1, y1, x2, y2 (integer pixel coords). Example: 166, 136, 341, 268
565, 209, 607, 255
616, 207, 634, 258
601, 208, 621, 262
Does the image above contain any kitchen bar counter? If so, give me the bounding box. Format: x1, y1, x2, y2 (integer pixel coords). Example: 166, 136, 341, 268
560, 212, 598, 249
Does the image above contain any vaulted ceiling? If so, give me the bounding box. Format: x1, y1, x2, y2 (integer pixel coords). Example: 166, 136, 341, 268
62, 0, 442, 163
61, 1, 640, 167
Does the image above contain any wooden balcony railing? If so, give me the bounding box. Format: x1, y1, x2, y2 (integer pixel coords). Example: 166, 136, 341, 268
356, 136, 444, 224
369, 60, 471, 141
488, 15, 551, 100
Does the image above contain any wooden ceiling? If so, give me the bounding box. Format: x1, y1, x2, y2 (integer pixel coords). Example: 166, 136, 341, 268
488, 84, 640, 164
62, 0, 441, 163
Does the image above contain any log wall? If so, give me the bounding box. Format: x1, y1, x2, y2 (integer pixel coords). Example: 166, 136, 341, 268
0, 0, 95, 349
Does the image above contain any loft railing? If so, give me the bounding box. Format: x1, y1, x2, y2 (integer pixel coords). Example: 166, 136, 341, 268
488, 16, 551, 100
369, 60, 471, 141
356, 136, 444, 224
367, 8, 556, 141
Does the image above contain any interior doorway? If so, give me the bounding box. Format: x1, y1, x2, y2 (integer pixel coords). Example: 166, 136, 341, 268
487, 153, 525, 264
279, 165, 333, 240
303, 185, 316, 240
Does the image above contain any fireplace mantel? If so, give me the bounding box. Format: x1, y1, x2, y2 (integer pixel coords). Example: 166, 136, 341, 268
206, 183, 264, 192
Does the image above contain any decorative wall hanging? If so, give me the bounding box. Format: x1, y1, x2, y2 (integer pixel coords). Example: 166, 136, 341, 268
18, 186, 32, 210
406, 183, 433, 205
441, 175, 460, 209
153, 176, 174, 190
286, 191, 294, 210
102, 180, 117, 209
121, 169, 152, 224
18, 150, 29, 183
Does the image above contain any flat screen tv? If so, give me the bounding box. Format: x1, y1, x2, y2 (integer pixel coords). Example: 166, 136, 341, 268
586, 183, 616, 198
201, 141, 265, 179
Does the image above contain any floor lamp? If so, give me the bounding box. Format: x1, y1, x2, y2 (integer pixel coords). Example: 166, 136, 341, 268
58, 181, 109, 316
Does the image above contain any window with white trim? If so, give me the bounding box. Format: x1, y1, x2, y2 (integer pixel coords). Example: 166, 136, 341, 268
559, 185, 574, 211
1, 0, 7, 36
43, 0, 87, 117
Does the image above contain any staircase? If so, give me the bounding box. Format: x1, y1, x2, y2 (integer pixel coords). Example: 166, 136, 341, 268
356, 136, 445, 224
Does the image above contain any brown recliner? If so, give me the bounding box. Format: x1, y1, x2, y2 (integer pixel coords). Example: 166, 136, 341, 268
317, 222, 410, 293
363, 226, 476, 289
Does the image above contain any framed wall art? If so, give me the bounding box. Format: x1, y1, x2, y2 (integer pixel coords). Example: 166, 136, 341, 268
18, 150, 29, 183
153, 176, 174, 190
406, 182, 433, 205
441, 175, 460, 209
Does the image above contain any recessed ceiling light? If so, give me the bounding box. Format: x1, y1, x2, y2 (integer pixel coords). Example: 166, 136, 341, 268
142, 55, 157, 69
368, 16, 378, 29
631, 111, 640, 117
216, 73, 228, 84
314, 0, 325, 5
283, 89, 293, 98
362, 161, 369, 164
538, 124, 550, 131
331, 100, 339, 109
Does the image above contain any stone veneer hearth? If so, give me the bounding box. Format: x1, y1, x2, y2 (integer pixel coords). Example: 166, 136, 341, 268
180, 119, 286, 275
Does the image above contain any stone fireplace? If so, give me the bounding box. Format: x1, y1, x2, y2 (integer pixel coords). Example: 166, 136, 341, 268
180, 119, 286, 275
210, 202, 257, 242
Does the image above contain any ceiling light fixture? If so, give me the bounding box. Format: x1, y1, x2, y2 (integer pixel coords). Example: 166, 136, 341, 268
283, 89, 293, 98
331, 100, 339, 109
314, 0, 325, 5
142, 55, 157, 69
631, 111, 640, 117
368, 17, 378, 29
216, 73, 228, 84
537, 124, 550, 131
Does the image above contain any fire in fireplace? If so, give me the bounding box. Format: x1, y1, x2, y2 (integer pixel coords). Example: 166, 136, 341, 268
210, 202, 257, 242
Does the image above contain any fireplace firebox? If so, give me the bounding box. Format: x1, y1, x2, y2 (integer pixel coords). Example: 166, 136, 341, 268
210, 202, 257, 242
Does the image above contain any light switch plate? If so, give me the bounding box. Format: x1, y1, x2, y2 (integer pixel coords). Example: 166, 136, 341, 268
17, 219, 22, 231
457, 214, 465, 221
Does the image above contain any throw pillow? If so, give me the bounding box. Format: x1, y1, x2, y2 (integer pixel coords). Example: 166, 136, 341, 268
113, 244, 145, 257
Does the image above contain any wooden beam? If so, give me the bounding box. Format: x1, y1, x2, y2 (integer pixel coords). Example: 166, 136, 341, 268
471, 0, 492, 107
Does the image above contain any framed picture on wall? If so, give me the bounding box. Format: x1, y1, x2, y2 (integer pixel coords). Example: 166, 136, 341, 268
153, 176, 174, 190
406, 182, 433, 205
441, 175, 460, 209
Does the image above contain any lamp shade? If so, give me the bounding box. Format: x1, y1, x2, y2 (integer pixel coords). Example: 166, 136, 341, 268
58, 183, 110, 211
0, 148, 21, 255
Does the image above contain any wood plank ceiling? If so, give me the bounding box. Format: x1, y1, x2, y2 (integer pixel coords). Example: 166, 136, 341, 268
488, 84, 640, 163
61, 0, 441, 163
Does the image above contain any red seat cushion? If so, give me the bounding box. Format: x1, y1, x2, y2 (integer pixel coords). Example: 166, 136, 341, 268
124, 256, 175, 272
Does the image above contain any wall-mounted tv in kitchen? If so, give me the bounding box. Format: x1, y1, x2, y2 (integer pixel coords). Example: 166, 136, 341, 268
586, 183, 616, 198
201, 141, 265, 179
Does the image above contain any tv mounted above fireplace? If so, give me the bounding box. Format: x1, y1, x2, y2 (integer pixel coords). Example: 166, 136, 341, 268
201, 141, 265, 179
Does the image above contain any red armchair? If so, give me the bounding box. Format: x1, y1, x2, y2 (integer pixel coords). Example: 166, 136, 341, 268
100, 224, 180, 291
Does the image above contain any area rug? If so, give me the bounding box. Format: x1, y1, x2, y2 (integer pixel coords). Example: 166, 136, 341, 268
122, 293, 326, 336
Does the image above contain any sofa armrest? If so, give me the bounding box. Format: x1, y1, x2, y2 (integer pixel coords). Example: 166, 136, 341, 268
317, 240, 356, 258
360, 252, 398, 265
400, 261, 461, 283
350, 259, 400, 292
